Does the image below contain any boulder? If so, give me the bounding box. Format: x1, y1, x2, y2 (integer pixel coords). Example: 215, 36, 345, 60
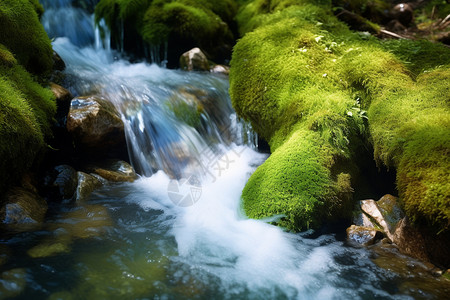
88, 160, 138, 182
67, 96, 125, 152
74, 172, 103, 203
43, 165, 78, 202
210, 64, 230, 75
352, 194, 450, 268
50, 82, 73, 129
346, 225, 383, 246
0, 187, 47, 224
180, 48, 210, 72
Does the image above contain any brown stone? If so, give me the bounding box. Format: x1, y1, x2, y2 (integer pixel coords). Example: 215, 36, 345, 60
346, 225, 383, 246
74, 172, 103, 203
67, 96, 125, 151
88, 160, 138, 182
180, 48, 210, 72
0, 187, 47, 224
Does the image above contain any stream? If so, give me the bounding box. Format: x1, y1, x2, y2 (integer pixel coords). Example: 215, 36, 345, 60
0, 1, 449, 299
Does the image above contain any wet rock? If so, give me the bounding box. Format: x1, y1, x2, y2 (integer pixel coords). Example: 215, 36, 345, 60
0, 268, 27, 298
43, 165, 78, 202
75, 172, 103, 203
353, 209, 375, 228
67, 96, 125, 152
210, 64, 230, 75
377, 194, 405, 230
391, 3, 413, 27
346, 225, 383, 246
48, 205, 112, 239
89, 160, 138, 182
52, 50, 66, 71
360, 199, 394, 240
392, 217, 429, 263
0, 187, 47, 224
27, 241, 71, 258
50, 82, 73, 129
180, 48, 210, 72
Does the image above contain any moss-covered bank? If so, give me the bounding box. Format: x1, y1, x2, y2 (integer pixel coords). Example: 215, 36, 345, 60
95, 0, 239, 66
0, 0, 56, 196
230, 0, 450, 232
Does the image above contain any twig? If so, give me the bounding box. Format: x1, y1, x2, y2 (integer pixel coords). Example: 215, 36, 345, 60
379, 29, 408, 39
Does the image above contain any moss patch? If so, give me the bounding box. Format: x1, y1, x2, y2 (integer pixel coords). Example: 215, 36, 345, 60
230, 1, 450, 232
95, 0, 238, 64
0, 0, 53, 75
0, 0, 56, 196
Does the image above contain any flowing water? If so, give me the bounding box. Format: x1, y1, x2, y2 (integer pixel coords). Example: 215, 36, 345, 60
0, 1, 449, 299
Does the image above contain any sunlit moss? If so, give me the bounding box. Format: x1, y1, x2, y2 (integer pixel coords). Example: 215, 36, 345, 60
231, 0, 450, 232
0, 0, 53, 75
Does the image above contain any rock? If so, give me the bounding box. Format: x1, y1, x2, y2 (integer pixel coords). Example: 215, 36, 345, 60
89, 160, 138, 182
43, 165, 78, 202
353, 209, 375, 228
346, 225, 383, 246
391, 3, 413, 27
377, 194, 405, 231
0, 268, 27, 298
48, 205, 112, 239
67, 96, 125, 152
50, 83, 73, 128
392, 217, 429, 263
74, 171, 103, 203
53, 50, 66, 71
27, 242, 71, 258
360, 199, 394, 240
0, 187, 47, 224
180, 48, 210, 72
210, 64, 230, 75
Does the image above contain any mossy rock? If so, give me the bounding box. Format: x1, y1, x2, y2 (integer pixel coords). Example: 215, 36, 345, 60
0, 0, 53, 75
95, 0, 238, 65
0, 1, 56, 196
0, 45, 56, 196
230, 1, 450, 232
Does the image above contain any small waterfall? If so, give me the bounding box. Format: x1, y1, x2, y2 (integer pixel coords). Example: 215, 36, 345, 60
41, 0, 257, 179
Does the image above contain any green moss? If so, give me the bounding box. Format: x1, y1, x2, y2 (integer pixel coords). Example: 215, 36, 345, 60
0, 44, 56, 195
0, 0, 53, 75
142, 0, 235, 47
381, 39, 450, 78
231, 0, 450, 232
95, 0, 238, 63
242, 128, 353, 231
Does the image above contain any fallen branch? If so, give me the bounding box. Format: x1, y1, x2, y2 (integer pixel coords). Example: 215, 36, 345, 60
379, 29, 408, 39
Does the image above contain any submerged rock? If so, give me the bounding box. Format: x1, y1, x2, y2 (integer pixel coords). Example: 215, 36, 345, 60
48, 205, 112, 239
0, 268, 27, 298
67, 96, 125, 152
27, 241, 71, 258
0, 187, 47, 224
